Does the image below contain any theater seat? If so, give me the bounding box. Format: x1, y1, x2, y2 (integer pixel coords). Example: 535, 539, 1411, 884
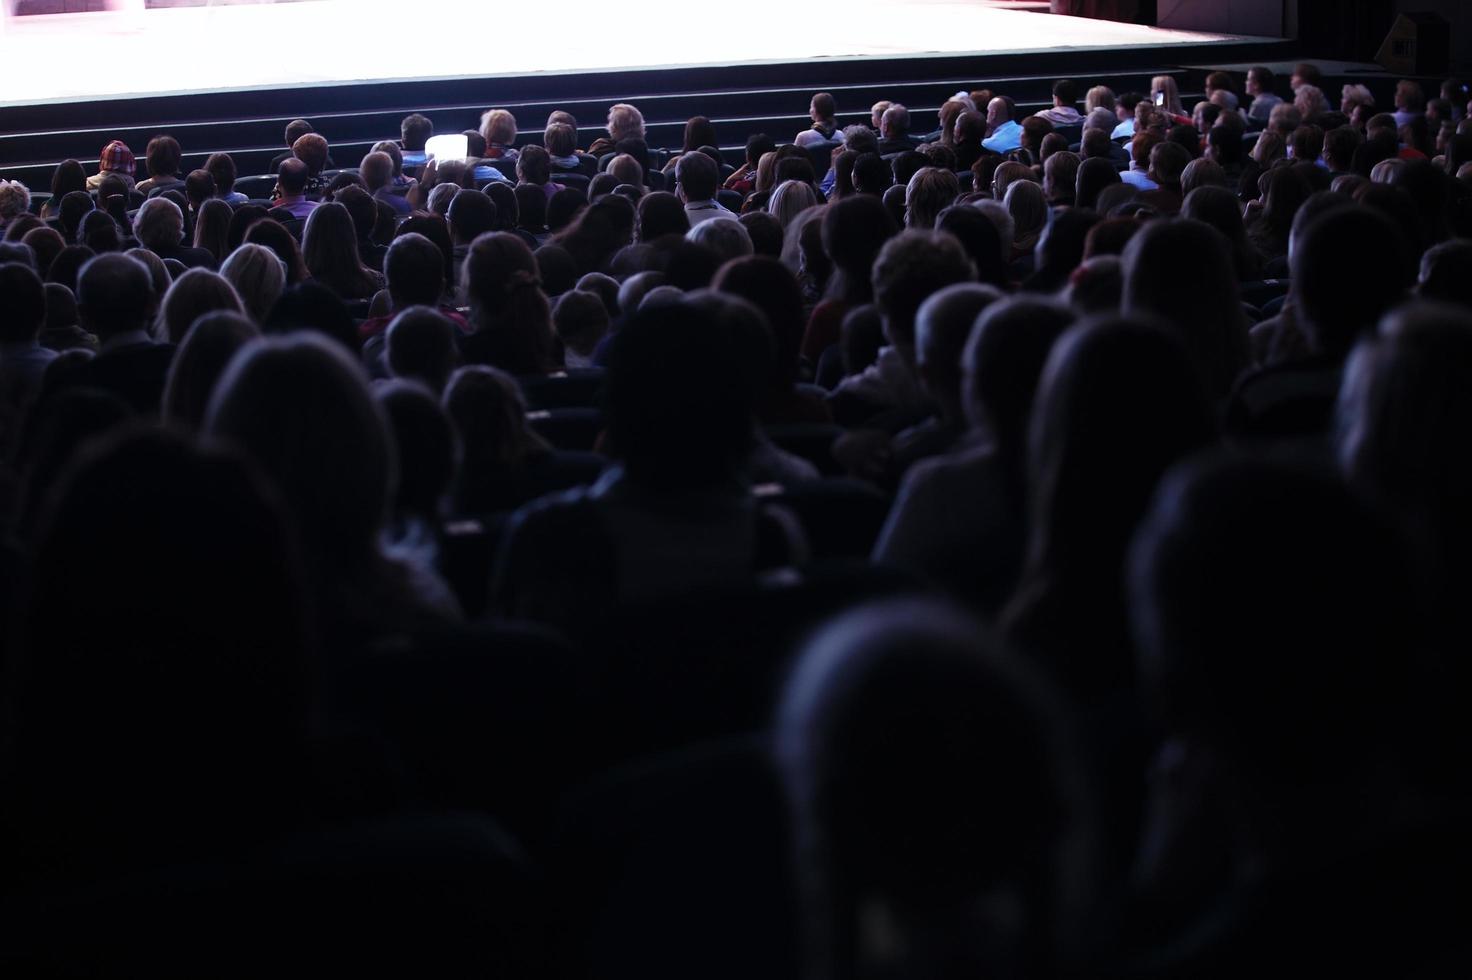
759, 477, 890, 560
233, 175, 277, 200
552, 173, 591, 193
519, 368, 605, 409
528, 406, 602, 452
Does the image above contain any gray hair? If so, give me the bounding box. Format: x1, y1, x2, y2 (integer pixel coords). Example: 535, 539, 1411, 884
686, 216, 754, 265
132, 197, 185, 251
0, 180, 32, 221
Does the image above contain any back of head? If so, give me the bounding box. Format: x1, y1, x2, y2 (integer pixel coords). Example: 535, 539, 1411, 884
850, 152, 891, 196
277, 157, 310, 198
1291, 204, 1408, 358
603, 295, 757, 489
964, 297, 1075, 458
552, 288, 610, 356
881, 103, 911, 138
1034, 207, 1101, 280
161, 310, 259, 428
22, 227, 65, 278
637, 190, 689, 242
777, 598, 1077, 980
443, 364, 540, 470
76, 252, 155, 339
292, 133, 330, 176
547, 187, 586, 233
675, 151, 719, 203
359, 151, 394, 192
462, 231, 554, 372
18, 427, 307, 815
1149, 141, 1192, 186
712, 254, 806, 388
145, 135, 181, 179
1043, 151, 1081, 205
1122, 218, 1246, 397
206, 333, 392, 564
1417, 240, 1472, 310
385, 231, 446, 308
400, 112, 433, 151
1129, 452, 1415, 782
738, 210, 783, 258
1075, 156, 1122, 210
1027, 317, 1214, 587
132, 196, 184, 252
261, 280, 359, 353
159, 267, 243, 344
871, 230, 977, 353
219, 242, 287, 324
386, 305, 458, 393
936, 205, 1008, 290
904, 167, 961, 230
687, 216, 754, 266
914, 282, 1002, 416
284, 119, 313, 148
0, 261, 46, 345
377, 379, 454, 521
514, 182, 548, 231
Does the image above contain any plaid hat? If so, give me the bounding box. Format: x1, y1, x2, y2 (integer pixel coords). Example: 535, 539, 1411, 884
99, 140, 135, 177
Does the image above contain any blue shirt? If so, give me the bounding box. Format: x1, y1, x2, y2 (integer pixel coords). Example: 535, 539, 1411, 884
472, 165, 511, 184
1112, 119, 1135, 140
982, 120, 1023, 155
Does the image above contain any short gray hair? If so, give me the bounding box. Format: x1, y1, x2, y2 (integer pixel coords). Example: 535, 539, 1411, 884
0, 180, 31, 221
686, 216, 753, 265
133, 197, 185, 251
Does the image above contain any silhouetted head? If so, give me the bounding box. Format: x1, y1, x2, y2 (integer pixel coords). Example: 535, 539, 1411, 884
602, 294, 758, 489
76, 253, 155, 340
1130, 452, 1417, 786
1122, 218, 1246, 397
386, 305, 459, 394
777, 599, 1081, 980
1291, 205, 1408, 359
872, 230, 977, 358
376, 379, 455, 522
913, 283, 1003, 424
206, 333, 393, 568
161, 310, 259, 429
157, 268, 243, 344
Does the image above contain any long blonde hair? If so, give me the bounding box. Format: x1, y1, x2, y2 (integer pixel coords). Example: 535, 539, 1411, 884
1151, 75, 1183, 116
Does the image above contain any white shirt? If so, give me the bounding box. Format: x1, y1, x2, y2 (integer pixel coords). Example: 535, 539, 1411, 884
684, 200, 737, 225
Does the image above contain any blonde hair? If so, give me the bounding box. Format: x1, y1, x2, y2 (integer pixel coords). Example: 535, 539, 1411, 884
1085, 86, 1116, 114
606, 103, 645, 142
768, 179, 820, 229
220, 243, 287, 324
1003, 179, 1047, 250
480, 108, 518, 147
755, 151, 780, 194
1250, 131, 1285, 166
1151, 75, 1183, 115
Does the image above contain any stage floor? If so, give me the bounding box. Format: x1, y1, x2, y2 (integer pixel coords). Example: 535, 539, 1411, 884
0, 1, 1255, 108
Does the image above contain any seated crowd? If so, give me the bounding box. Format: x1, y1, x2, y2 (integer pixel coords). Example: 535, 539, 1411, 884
1, 62, 1471, 976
